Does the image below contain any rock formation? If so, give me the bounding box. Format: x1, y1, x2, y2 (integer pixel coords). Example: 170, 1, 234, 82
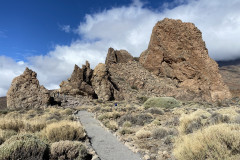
91, 63, 122, 101
6, 19, 232, 106
7, 68, 50, 109
139, 18, 231, 102
105, 48, 134, 66
60, 61, 97, 98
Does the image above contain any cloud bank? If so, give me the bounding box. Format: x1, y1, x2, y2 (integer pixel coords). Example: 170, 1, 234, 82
0, 0, 240, 96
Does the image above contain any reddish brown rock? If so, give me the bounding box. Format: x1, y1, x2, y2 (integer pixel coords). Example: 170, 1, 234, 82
7, 67, 50, 109
60, 61, 96, 98
105, 48, 134, 66
139, 18, 231, 102
91, 63, 122, 101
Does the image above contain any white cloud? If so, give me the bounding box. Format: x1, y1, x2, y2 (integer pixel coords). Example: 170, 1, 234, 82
1, 0, 240, 96
0, 56, 27, 96
59, 25, 71, 33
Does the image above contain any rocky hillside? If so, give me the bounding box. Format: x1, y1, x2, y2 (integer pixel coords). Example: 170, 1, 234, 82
220, 65, 240, 97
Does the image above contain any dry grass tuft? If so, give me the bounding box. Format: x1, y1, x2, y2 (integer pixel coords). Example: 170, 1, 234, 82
174, 123, 240, 160
50, 140, 89, 160
43, 120, 85, 142
119, 128, 134, 135
152, 127, 168, 139
0, 117, 24, 132
178, 109, 211, 134
136, 129, 151, 139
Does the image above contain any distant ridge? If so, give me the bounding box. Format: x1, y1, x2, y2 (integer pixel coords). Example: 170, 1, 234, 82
217, 58, 240, 67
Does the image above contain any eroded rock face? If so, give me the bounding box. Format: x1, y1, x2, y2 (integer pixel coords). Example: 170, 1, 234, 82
105, 48, 134, 66
7, 68, 50, 109
91, 63, 122, 101
139, 18, 231, 102
60, 61, 96, 98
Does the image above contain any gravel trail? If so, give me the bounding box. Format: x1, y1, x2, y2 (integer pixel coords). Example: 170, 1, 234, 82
77, 111, 142, 160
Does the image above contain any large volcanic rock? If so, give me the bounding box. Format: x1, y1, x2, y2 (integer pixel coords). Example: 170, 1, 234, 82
60, 61, 97, 98
139, 18, 231, 102
105, 48, 134, 66
7, 68, 50, 109
91, 63, 122, 101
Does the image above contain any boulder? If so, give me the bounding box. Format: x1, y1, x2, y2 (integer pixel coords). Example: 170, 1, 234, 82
60, 61, 96, 98
105, 48, 134, 66
91, 63, 121, 101
7, 67, 50, 109
139, 18, 231, 102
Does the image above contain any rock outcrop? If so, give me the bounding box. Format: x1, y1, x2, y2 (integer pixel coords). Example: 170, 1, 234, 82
60, 61, 97, 98
105, 48, 134, 66
139, 18, 231, 102
7, 68, 50, 109
92, 63, 122, 101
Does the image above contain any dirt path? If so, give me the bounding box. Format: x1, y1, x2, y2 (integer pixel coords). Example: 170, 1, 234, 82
77, 111, 142, 160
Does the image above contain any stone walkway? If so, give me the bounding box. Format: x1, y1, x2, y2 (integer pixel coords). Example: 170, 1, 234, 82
77, 111, 142, 160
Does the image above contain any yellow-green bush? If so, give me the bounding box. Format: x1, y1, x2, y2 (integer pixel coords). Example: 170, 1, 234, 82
43, 121, 85, 142
0, 134, 49, 160
143, 97, 180, 109
174, 124, 240, 160
50, 140, 89, 160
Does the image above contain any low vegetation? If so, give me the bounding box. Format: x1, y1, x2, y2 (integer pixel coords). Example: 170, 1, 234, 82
50, 140, 90, 160
91, 97, 240, 160
0, 134, 49, 160
43, 120, 85, 142
143, 97, 180, 109
0, 107, 91, 160
174, 123, 240, 160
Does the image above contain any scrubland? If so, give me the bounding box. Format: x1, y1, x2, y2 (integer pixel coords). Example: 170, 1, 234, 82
1, 96, 240, 160
0, 107, 92, 160
82, 97, 240, 160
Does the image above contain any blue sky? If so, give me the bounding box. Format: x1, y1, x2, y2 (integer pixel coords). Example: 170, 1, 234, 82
0, 0, 240, 96
0, 0, 173, 61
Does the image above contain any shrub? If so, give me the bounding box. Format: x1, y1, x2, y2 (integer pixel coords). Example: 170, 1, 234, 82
119, 128, 134, 135
50, 140, 90, 160
174, 124, 240, 160
98, 112, 121, 121
147, 107, 164, 115
143, 97, 180, 109
0, 118, 24, 132
0, 134, 49, 160
207, 112, 230, 125
234, 115, 240, 124
178, 109, 211, 134
152, 127, 168, 139
136, 130, 151, 139
0, 129, 17, 144
122, 121, 132, 127
137, 96, 149, 104
24, 120, 46, 132
118, 113, 153, 126
60, 108, 73, 116
104, 120, 118, 131
43, 121, 85, 142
